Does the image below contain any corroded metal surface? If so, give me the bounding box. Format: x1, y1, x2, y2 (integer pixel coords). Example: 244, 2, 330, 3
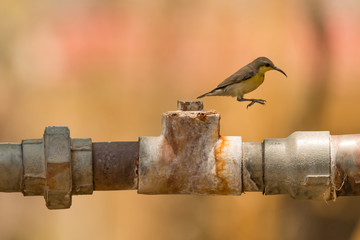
213, 136, 242, 194
93, 142, 138, 190
177, 100, 203, 111
242, 142, 264, 192
44, 127, 72, 209
331, 134, 360, 197
139, 107, 242, 195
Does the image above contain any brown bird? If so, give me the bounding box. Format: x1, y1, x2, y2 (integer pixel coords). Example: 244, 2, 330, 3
197, 57, 287, 108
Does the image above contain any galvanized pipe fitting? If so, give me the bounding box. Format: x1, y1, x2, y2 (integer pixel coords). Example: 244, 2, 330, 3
0, 126, 94, 209
138, 100, 242, 194
264, 131, 332, 200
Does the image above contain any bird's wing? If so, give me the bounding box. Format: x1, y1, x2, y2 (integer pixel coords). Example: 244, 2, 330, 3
215, 65, 255, 89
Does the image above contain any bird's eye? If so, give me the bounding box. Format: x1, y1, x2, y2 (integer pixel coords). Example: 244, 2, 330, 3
265, 63, 270, 67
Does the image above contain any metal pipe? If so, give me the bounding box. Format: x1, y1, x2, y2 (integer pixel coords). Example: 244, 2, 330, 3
242, 142, 263, 192
264, 131, 332, 200
93, 142, 138, 191
0, 144, 22, 192
0, 100, 359, 209
331, 134, 360, 197
138, 101, 242, 195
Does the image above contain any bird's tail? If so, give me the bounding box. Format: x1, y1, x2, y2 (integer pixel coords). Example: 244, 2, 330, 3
197, 92, 210, 99
197, 88, 220, 99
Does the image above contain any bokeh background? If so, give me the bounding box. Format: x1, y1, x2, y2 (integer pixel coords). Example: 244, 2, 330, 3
1, 0, 360, 239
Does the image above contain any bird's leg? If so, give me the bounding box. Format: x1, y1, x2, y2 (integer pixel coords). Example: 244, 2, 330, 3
237, 97, 266, 108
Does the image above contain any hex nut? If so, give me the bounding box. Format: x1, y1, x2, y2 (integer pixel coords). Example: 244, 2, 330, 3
177, 100, 204, 111
44, 127, 72, 209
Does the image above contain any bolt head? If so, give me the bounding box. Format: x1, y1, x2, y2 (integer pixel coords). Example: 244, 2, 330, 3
177, 100, 203, 111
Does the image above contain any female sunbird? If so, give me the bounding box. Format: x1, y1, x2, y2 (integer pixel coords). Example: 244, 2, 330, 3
197, 57, 287, 108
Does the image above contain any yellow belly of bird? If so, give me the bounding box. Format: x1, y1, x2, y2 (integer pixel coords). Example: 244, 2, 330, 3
225, 74, 264, 97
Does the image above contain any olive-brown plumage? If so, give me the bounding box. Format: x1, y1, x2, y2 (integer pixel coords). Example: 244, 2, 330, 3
197, 57, 287, 108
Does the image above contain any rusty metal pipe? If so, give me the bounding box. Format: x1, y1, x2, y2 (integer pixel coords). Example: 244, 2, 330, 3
93, 142, 138, 191
138, 100, 242, 195
242, 142, 264, 192
331, 135, 360, 197
1, 100, 360, 209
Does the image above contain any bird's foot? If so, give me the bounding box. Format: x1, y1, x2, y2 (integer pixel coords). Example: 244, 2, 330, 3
237, 97, 266, 108
246, 99, 266, 108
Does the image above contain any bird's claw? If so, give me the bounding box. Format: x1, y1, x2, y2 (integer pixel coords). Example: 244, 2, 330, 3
246, 99, 266, 109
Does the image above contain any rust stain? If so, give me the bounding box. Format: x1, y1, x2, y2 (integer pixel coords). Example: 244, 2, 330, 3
214, 136, 231, 194
47, 163, 71, 189
333, 135, 360, 196
197, 112, 207, 121
147, 110, 221, 194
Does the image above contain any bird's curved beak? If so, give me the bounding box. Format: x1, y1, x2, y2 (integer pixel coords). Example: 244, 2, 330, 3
273, 66, 287, 77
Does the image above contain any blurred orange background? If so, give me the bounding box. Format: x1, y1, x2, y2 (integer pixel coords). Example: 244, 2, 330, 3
1, 1, 360, 239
